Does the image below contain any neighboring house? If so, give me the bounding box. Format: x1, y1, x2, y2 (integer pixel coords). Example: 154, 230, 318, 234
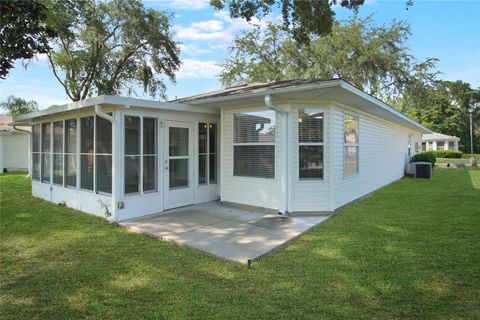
13, 79, 430, 221
0, 115, 30, 173
421, 132, 460, 151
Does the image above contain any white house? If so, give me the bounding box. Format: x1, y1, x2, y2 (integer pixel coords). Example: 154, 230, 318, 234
0, 115, 30, 173
421, 132, 460, 151
13, 79, 430, 221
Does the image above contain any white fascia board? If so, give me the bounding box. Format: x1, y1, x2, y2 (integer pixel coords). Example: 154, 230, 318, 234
13, 95, 218, 124
339, 81, 433, 134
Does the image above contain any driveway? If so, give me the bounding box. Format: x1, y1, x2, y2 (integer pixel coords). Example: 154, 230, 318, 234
120, 201, 330, 264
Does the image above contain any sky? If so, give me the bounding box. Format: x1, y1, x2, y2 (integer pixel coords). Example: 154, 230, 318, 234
0, 0, 479, 110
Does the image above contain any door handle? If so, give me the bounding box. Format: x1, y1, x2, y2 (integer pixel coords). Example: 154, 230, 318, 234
165, 166, 169, 170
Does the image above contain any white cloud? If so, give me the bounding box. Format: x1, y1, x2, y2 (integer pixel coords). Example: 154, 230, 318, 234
191, 20, 224, 32
177, 59, 221, 79
163, 0, 209, 10
174, 11, 279, 44
179, 43, 213, 56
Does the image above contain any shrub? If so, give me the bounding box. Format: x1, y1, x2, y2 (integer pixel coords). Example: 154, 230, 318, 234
431, 150, 463, 158
411, 151, 436, 166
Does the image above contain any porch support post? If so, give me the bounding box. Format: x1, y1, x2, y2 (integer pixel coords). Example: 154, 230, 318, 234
265, 94, 288, 214
111, 109, 123, 222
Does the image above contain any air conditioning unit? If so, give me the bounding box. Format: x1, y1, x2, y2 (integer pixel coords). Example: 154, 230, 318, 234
411, 161, 432, 179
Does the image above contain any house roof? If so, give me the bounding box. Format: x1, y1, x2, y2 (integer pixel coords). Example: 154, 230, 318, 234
422, 132, 460, 141
0, 115, 31, 133
12, 79, 431, 134
12, 95, 219, 125
173, 79, 329, 103
174, 78, 431, 134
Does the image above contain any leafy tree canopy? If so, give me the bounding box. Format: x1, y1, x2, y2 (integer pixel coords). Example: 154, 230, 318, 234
220, 15, 438, 99
391, 80, 480, 153
0, 95, 39, 116
0, 0, 57, 79
210, 0, 365, 43
43, 0, 180, 101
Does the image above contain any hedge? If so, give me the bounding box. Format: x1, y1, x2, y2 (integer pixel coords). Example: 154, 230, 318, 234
430, 150, 463, 158
411, 151, 436, 166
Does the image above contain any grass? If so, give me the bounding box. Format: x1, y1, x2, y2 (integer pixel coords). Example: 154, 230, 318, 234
436, 154, 479, 165
1, 170, 479, 319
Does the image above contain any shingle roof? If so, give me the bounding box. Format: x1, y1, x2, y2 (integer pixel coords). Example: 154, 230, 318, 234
422, 132, 460, 141
172, 78, 340, 103
0, 115, 31, 133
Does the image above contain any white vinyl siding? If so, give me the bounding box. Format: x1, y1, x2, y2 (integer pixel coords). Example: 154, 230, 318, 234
222, 106, 282, 210
333, 105, 414, 208
290, 105, 331, 212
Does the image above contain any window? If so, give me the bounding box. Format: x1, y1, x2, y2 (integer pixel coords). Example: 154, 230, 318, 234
53, 121, 63, 185
32, 124, 41, 181
233, 111, 275, 179
344, 114, 359, 177
41, 123, 51, 183
198, 122, 217, 185
124, 116, 140, 194
298, 109, 324, 179
448, 141, 455, 150
143, 118, 157, 192
80, 116, 94, 190
64, 119, 77, 188
96, 116, 112, 194
437, 141, 445, 150
422, 142, 426, 151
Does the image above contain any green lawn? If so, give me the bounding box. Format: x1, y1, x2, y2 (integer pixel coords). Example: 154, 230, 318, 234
1, 170, 479, 319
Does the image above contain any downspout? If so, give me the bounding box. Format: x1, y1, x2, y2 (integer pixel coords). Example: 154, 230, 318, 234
94, 105, 116, 221
265, 94, 288, 214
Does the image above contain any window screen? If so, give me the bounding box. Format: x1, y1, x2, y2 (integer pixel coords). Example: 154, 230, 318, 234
32, 124, 41, 180
233, 111, 275, 179
198, 122, 217, 185
53, 121, 63, 185
80, 117, 94, 190
96, 116, 112, 194
344, 114, 359, 176
64, 119, 77, 188
143, 117, 157, 192
298, 109, 324, 179
124, 116, 140, 194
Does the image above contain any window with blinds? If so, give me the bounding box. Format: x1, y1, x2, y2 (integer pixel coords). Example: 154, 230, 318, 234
298, 109, 324, 179
344, 114, 359, 176
233, 111, 275, 179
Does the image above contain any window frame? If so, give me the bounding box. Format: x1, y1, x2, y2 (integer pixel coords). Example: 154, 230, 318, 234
123, 114, 159, 196
233, 110, 276, 180
297, 108, 325, 181
52, 120, 64, 186
79, 116, 95, 192
31, 124, 41, 181
197, 121, 218, 186
343, 113, 359, 178
95, 115, 113, 195
64, 118, 78, 189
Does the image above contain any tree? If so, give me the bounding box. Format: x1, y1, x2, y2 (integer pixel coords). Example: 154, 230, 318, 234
220, 16, 438, 99
0, 96, 39, 116
391, 80, 480, 153
0, 0, 57, 79
43, 0, 180, 101
210, 0, 365, 43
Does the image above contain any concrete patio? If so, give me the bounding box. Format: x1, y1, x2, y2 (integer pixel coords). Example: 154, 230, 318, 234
120, 201, 330, 264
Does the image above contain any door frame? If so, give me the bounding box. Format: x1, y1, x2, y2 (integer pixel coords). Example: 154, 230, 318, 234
163, 120, 194, 210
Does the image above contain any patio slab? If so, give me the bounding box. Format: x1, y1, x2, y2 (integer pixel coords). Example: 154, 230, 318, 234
120, 201, 330, 264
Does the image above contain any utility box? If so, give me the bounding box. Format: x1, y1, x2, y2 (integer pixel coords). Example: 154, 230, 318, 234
411, 161, 432, 179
